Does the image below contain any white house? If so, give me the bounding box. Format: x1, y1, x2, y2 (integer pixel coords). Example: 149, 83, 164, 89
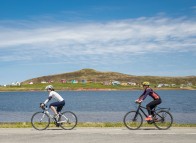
127, 82, 137, 86
112, 81, 121, 85
29, 82, 34, 85
11, 82, 21, 86
157, 84, 164, 88
41, 81, 47, 84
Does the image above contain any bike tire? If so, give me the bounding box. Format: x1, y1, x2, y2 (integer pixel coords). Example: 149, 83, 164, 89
123, 111, 143, 130
59, 111, 77, 130
31, 112, 50, 130
153, 110, 173, 130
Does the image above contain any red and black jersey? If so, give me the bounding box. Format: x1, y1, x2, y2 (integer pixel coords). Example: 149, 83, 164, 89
139, 88, 160, 101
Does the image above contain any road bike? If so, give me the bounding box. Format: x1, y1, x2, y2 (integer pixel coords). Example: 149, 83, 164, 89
123, 102, 173, 130
31, 105, 77, 130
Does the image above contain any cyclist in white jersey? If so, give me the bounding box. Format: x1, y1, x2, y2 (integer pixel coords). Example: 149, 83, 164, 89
41, 85, 65, 118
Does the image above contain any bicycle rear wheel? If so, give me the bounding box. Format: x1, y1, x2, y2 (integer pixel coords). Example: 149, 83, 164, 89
123, 111, 143, 130
31, 112, 50, 130
153, 110, 173, 130
58, 111, 77, 130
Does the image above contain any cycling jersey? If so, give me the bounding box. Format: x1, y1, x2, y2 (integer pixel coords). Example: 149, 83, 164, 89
139, 87, 160, 101
44, 91, 64, 105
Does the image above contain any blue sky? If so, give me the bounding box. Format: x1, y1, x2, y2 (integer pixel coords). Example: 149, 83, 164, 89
0, 0, 196, 85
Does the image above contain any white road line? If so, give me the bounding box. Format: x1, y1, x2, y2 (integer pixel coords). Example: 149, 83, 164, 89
185, 133, 196, 135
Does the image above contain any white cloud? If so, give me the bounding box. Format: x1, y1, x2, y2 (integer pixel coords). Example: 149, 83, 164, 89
0, 16, 196, 62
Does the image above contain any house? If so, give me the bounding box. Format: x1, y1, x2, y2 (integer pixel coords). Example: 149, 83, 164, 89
11, 82, 21, 86
112, 81, 121, 85
127, 82, 137, 86
41, 81, 47, 84
29, 82, 34, 85
187, 82, 192, 86
157, 84, 164, 88
121, 82, 128, 86
16, 82, 21, 86
48, 80, 54, 83
164, 84, 170, 87
157, 84, 170, 88
103, 81, 111, 85
81, 79, 87, 84
71, 80, 78, 84
61, 79, 66, 83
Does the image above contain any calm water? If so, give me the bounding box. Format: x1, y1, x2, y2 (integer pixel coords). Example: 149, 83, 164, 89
0, 90, 196, 123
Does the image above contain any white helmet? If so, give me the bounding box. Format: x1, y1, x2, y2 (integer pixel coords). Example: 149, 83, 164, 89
45, 85, 54, 90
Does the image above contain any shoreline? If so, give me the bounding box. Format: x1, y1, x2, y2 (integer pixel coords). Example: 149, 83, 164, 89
0, 87, 195, 92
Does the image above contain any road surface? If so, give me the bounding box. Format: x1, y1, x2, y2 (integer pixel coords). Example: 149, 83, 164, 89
0, 127, 195, 143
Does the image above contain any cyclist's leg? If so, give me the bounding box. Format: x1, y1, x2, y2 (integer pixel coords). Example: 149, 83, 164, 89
147, 99, 162, 116
146, 102, 154, 116
50, 101, 65, 115
56, 101, 65, 126
49, 102, 59, 115
57, 101, 65, 113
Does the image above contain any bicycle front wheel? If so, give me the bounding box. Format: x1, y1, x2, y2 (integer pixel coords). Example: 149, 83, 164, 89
153, 110, 173, 130
59, 111, 77, 130
31, 112, 50, 130
123, 111, 143, 130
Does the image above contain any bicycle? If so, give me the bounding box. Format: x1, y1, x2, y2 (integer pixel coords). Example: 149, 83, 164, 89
123, 102, 173, 130
31, 104, 77, 130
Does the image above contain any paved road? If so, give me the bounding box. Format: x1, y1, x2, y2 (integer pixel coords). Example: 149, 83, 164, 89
0, 127, 196, 143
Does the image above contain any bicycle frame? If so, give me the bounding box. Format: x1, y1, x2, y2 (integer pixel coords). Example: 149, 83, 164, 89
135, 103, 148, 118
135, 103, 170, 116
135, 103, 171, 124
42, 108, 69, 124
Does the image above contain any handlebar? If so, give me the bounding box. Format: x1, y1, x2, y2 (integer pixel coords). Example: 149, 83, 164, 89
40, 103, 47, 110
135, 101, 142, 104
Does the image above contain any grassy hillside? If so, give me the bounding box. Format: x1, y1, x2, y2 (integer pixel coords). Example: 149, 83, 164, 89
22, 68, 196, 85
23, 69, 133, 84
1, 69, 195, 91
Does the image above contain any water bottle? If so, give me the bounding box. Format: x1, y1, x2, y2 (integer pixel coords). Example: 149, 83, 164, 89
45, 111, 49, 115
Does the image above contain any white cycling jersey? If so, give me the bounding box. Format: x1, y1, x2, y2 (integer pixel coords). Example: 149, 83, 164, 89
44, 91, 64, 104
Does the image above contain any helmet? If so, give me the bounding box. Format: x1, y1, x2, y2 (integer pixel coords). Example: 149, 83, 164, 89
142, 81, 150, 86
45, 85, 54, 90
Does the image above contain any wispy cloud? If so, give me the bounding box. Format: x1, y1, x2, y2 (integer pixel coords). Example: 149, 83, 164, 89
0, 16, 195, 63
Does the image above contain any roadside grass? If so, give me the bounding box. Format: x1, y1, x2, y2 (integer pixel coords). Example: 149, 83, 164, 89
0, 122, 196, 128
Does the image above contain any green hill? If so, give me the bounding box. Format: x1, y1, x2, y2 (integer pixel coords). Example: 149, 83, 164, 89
22, 68, 196, 85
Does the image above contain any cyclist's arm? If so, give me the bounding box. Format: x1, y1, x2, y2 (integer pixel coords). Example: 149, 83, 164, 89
139, 88, 151, 101
43, 96, 52, 105
137, 90, 146, 101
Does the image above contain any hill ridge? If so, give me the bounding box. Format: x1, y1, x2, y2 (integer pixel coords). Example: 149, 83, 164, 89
22, 68, 196, 85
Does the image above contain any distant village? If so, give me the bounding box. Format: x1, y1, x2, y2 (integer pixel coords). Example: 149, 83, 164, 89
1, 79, 194, 89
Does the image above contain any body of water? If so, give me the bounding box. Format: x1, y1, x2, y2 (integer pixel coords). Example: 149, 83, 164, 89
0, 90, 196, 123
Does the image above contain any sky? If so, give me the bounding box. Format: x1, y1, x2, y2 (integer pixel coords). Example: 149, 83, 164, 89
0, 0, 196, 85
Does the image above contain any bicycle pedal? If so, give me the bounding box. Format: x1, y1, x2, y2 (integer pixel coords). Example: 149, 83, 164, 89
56, 123, 60, 127
147, 121, 153, 124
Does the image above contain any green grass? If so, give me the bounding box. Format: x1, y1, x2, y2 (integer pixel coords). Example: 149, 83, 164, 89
1, 82, 193, 92
0, 83, 143, 91
0, 122, 196, 128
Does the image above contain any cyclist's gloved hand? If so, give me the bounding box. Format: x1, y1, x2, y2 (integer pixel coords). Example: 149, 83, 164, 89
135, 99, 142, 103
40, 103, 45, 107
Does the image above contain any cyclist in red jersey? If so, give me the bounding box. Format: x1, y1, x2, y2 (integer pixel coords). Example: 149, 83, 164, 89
135, 82, 162, 121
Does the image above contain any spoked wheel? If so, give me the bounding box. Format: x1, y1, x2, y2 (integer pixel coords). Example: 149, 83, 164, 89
123, 111, 143, 130
58, 111, 77, 130
153, 110, 173, 130
31, 112, 50, 130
